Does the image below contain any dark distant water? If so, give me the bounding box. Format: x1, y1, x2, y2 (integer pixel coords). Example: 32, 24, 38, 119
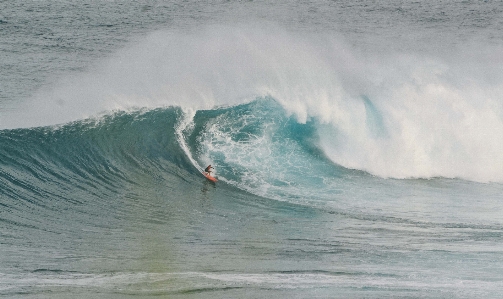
1, 1, 503, 298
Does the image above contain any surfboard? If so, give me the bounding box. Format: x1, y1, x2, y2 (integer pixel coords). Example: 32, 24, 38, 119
202, 172, 218, 182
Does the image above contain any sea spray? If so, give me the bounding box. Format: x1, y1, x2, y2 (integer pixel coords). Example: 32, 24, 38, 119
3, 24, 503, 182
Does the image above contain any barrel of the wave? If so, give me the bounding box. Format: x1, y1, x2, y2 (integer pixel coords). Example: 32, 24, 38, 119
203, 165, 218, 182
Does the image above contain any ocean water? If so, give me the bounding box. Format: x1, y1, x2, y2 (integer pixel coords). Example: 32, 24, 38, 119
1, 1, 503, 298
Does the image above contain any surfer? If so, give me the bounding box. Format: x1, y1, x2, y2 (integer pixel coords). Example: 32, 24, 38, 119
202, 165, 218, 182
205, 165, 214, 176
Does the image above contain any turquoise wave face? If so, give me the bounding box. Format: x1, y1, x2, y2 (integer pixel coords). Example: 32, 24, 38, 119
0, 108, 197, 214
1, 98, 501, 226
182, 98, 356, 204
1, 98, 499, 212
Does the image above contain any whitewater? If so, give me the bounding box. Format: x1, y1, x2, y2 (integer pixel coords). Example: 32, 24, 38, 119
1, 1, 503, 298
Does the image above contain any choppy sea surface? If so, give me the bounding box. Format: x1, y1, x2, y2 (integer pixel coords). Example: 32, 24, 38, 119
1, 1, 503, 298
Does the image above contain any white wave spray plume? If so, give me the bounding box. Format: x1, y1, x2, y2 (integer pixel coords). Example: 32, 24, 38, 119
4, 23, 503, 182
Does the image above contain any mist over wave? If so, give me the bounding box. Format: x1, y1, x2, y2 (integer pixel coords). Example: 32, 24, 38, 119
4, 24, 503, 182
